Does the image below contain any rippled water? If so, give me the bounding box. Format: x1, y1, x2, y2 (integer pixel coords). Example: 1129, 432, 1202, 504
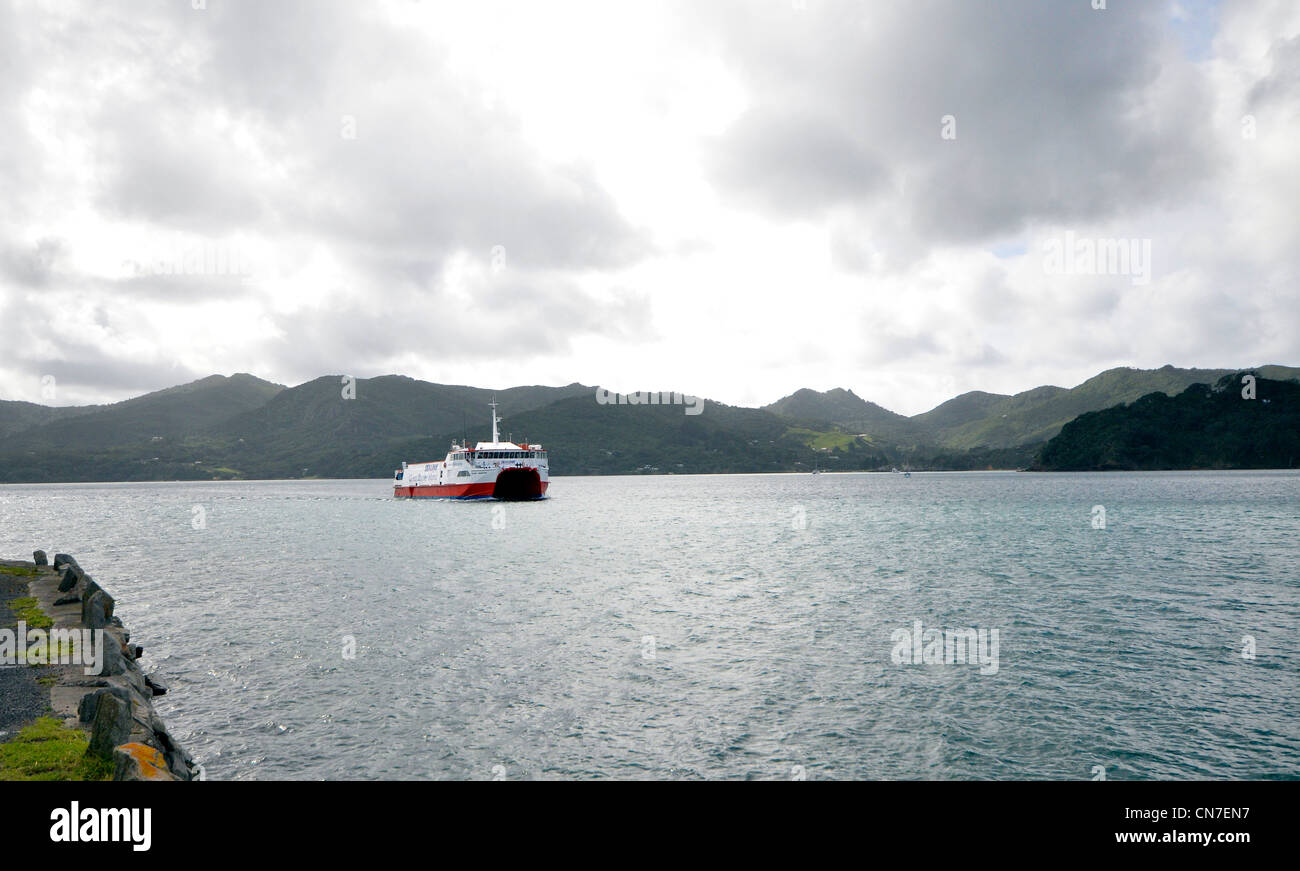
2, 471, 1297, 780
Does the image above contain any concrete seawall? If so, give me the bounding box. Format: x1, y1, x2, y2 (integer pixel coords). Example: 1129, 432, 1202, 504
10, 551, 196, 781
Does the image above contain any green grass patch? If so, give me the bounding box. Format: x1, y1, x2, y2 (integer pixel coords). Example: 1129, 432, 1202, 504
8, 597, 53, 629
785, 427, 865, 451
0, 717, 113, 781
0, 565, 38, 577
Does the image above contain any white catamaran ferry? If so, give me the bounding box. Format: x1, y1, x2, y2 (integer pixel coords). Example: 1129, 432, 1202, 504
393, 400, 549, 500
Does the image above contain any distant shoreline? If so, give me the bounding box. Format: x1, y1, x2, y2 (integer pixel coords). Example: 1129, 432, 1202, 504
4, 467, 1300, 487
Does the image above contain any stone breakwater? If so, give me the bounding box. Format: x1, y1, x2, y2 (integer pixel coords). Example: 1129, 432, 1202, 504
24, 550, 196, 781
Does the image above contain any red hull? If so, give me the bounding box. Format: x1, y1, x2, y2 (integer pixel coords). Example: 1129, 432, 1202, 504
395, 471, 548, 500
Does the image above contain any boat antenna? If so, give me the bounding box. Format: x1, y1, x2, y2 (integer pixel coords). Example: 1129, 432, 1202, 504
490, 396, 500, 444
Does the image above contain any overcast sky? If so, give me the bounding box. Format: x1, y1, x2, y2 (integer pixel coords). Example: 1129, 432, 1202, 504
1, 0, 1296, 414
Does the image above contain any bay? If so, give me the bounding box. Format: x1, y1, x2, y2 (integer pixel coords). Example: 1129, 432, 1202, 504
2, 470, 1296, 780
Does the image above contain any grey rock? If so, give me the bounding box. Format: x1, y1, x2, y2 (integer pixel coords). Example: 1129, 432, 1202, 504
57, 566, 81, 592
117, 662, 150, 696
78, 686, 134, 723
86, 692, 133, 759
111, 743, 178, 781
33, 550, 48, 566
52, 553, 78, 572
53, 593, 80, 606
99, 633, 128, 676
143, 718, 195, 780
81, 588, 115, 630
76, 577, 100, 609
145, 674, 168, 696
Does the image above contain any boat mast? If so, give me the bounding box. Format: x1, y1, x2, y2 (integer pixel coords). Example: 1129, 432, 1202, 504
490, 397, 500, 444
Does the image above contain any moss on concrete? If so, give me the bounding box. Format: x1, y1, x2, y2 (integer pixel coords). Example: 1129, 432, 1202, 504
7, 596, 53, 629
0, 717, 113, 781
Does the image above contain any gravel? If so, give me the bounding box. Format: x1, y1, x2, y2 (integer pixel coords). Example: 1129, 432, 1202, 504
0, 565, 48, 738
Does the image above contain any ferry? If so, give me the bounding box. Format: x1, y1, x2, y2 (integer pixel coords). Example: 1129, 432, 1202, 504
393, 400, 549, 500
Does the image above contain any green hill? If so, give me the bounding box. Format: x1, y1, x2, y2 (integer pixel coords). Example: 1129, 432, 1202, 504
762, 388, 927, 447
771, 365, 1300, 451
1035, 373, 1300, 470
910, 390, 1010, 436
1, 364, 1297, 481
0, 400, 97, 439
935, 366, 1238, 449
0, 374, 284, 453
209, 376, 592, 478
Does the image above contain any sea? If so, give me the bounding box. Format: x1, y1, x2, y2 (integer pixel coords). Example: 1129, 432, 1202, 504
1, 471, 1297, 780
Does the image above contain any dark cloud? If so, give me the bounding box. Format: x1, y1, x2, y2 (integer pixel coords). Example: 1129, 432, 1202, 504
703, 0, 1218, 247
709, 103, 888, 215
1248, 34, 1300, 109
0, 238, 66, 288
92, 99, 268, 231
28, 341, 202, 396
74, 0, 649, 271
263, 274, 652, 385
